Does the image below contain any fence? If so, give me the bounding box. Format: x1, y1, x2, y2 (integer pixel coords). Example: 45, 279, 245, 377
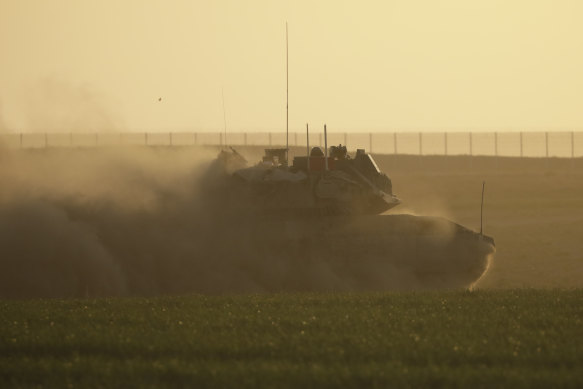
1, 131, 582, 158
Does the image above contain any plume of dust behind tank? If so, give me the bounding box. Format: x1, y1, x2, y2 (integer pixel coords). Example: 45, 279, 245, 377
23, 77, 124, 133
0, 147, 494, 298
0, 146, 217, 297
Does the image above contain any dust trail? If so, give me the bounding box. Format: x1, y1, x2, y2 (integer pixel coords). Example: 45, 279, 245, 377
23, 77, 124, 133
468, 252, 496, 290
0, 147, 493, 298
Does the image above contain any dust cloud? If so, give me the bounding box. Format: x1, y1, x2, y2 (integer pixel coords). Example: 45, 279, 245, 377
0, 146, 494, 298
23, 77, 124, 133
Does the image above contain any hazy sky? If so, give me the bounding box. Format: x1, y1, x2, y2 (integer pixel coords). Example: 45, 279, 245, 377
1, 0, 582, 133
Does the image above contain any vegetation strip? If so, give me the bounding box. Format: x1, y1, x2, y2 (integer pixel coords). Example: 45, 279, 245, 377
1, 290, 582, 388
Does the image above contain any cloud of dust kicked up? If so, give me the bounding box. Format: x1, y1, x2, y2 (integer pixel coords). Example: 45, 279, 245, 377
0, 146, 494, 298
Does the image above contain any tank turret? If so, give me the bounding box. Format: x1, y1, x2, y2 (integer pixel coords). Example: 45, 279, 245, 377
209, 143, 400, 216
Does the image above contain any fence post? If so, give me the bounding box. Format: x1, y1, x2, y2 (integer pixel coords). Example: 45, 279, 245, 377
545, 131, 549, 169
419, 132, 423, 167
393, 132, 397, 155
469, 132, 473, 169
444, 132, 448, 155
494, 131, 498, 168
572, 131, 575, 170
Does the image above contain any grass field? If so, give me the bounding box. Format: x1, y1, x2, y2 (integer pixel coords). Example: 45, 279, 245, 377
2, 290, 582, 388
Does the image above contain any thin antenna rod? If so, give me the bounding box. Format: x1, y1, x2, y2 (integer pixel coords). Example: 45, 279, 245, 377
324, 124, 328, 171
480, 181, 485, 236
286, 22, 289, 166
306, 123, 310, 172
221, 88, 227, 147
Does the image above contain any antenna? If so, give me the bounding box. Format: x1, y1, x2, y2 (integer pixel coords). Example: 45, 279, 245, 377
221, 88, 227, 147
306, 123, 310, 172
324, 124, 328, 171
285, 22, 289, 166
480, 181, 485, 236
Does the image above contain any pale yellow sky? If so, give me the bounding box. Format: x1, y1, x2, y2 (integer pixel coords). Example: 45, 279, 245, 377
1, 0, 582, 133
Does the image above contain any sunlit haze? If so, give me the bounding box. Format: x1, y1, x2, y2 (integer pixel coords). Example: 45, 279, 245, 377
1, 0, 582, 132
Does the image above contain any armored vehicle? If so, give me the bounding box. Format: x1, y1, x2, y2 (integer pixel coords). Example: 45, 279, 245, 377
200, 138, 495, 290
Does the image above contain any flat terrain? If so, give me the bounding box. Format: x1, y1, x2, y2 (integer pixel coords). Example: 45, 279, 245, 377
370, 154, 583, 289
2, 290, 582, 388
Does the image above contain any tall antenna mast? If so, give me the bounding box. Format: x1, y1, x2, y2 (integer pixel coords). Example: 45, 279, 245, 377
285, 22, 289, 166
324, 124, 329, 171
480, 181, 485, 236
306, 123, 310, 172
221, 88, 227, 147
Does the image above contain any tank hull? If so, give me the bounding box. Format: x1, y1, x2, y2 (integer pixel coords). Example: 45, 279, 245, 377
208, 214, 495, 292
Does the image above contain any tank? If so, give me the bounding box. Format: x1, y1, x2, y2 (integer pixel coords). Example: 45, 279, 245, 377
200, 144, 495, 291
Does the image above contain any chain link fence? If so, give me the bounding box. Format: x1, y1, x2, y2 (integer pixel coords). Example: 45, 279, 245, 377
1, 131, 581, 158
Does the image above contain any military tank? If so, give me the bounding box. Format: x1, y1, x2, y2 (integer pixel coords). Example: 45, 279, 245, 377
201, 140, 495, 291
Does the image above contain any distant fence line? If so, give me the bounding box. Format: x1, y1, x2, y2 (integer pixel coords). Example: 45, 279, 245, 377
1, 131, 582, 158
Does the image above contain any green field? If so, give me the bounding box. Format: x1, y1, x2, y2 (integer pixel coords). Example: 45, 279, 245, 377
2, 290, 582, 388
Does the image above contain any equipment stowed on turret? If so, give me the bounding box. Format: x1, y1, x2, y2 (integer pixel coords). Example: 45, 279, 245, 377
215, 125, 401, 216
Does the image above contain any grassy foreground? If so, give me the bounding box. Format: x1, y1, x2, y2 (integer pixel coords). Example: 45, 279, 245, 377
1, 290, 582, 388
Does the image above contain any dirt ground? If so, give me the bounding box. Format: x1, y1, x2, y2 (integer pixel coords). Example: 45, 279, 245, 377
371, 154, 583, 288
